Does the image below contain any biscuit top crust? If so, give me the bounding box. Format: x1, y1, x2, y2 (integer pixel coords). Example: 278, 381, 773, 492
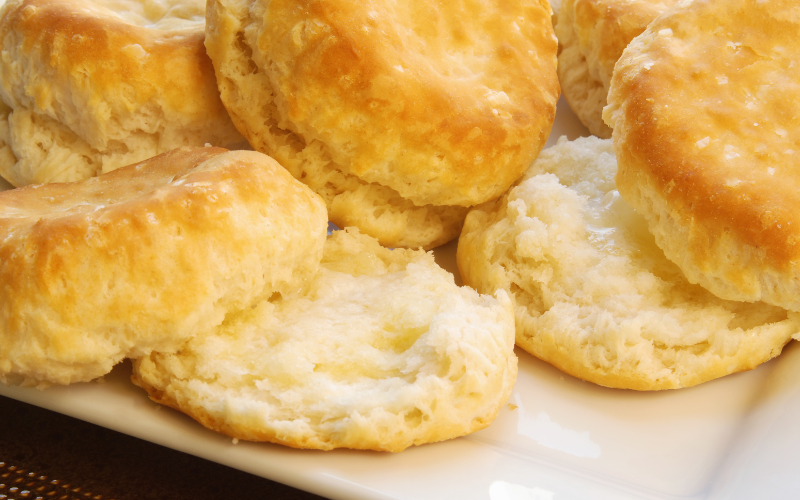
0, 147, 328, 385
0, 147, 225, 227
570, 0, 679, 90
605, 0, 800, 267
254, 0, 559, 207
0, 0, 228, 145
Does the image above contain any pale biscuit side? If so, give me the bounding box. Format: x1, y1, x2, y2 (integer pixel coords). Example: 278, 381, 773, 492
0, 0, 244, 186
555, 0, 610, 137
555, 0, 678, 137
204, 0, 468, 249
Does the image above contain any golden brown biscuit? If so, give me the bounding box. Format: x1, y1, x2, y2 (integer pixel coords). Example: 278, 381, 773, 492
555, 0, 679, 137
0, 0, 245, 187
0, 147, 327, 387
205, 0, 559, 248
458, 137, 799, 390
133, 228, 517, 452
604, 0, 800, 311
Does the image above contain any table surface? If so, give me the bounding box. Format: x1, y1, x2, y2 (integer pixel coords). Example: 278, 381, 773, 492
0, 396, 327, 500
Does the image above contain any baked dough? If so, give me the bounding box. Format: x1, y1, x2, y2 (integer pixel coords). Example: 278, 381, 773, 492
0, 147, 327, 387
204, 0, 559, 248
0, 0, 245, 187
458, 137, 800, 390
555, 0, 678, 137
132, 228, 517, 451
604, 0, 800, 311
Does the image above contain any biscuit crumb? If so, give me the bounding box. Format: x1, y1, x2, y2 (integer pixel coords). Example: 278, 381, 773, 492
458, 136, 800, 390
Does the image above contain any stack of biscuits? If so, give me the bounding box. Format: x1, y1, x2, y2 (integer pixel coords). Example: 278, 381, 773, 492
1, 0, 798, 453
0, 0, 553, 451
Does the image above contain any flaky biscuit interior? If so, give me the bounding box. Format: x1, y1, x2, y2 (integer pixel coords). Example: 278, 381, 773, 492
458, 136, 799, 390
133, 228, 517, 451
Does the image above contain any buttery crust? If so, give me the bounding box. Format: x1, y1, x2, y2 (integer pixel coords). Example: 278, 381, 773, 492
457, 137, 799, 390
604, 0, 800, 311
205, 0, 559, 248
555, 0, 678, 137
0, 0, 244, 187
0, 147, 328, 386
132, 228, 517, 452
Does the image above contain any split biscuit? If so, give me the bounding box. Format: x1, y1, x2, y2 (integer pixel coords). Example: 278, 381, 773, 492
132, 228, 517, 451
204, 0, 559, 248
0, 147, 328, 387
554, 0, 678, 137
457, 137, 800, 390
604, 0, 800, 311
0, 0, 245, 187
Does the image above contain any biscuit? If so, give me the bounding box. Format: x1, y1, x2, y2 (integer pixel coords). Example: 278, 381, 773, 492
604, 0, 800, 311
132, 228, 517, 451
0, 147, 327, 387
554, 0, 678, 137
204, 0, 559, 248
457, 137, 800, 390
0, 0, 245, 187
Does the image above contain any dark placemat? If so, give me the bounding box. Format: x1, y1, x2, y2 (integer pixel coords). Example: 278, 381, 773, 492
0, 396, 327, 500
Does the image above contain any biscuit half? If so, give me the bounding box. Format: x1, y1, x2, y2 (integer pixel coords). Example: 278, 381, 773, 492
204, 0, 559, 248
0, 0, 245, 187
555, 0, 678, 138
604, 0, 800, 311
0, 147, 327, 386
458, 137, 799, 390
132, 228, 517, 451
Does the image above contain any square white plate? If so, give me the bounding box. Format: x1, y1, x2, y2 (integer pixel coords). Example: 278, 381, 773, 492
3, 98, 800, 500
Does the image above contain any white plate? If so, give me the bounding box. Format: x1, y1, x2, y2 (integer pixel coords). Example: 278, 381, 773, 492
3, 99, 800, 500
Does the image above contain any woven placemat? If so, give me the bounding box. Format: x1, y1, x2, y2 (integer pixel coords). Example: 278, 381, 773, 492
0, 397, 325, 500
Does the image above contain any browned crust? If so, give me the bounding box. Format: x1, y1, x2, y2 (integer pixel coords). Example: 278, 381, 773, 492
606, 0, 800, 307
0, 147, 327, 385
0, 0, 234, 133
516, 330, 791, 391
207, 0, 560, 208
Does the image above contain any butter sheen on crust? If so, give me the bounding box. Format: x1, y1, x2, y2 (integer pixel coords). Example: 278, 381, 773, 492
0, 147, 328, 387
604, 0, 800, 311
